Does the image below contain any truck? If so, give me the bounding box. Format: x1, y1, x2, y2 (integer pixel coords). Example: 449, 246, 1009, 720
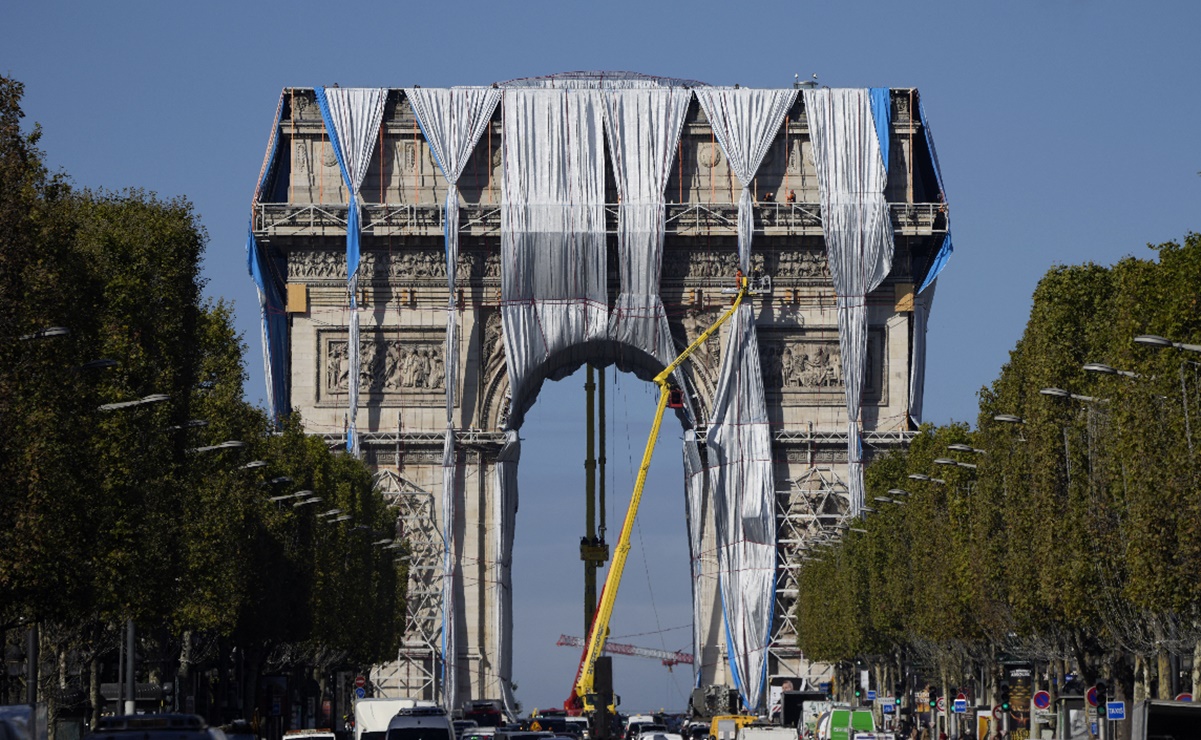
355, 698, 436, 740
1129, 698, 1201, 739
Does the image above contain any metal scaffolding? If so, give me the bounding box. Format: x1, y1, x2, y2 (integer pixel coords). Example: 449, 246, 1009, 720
371, 469, 443, 701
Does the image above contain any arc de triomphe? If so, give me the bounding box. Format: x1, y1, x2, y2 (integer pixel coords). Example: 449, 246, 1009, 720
246, 76, 950, 710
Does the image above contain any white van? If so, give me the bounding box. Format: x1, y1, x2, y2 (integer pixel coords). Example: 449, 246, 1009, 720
357, 699, 435, 740
386, 706, 456, 740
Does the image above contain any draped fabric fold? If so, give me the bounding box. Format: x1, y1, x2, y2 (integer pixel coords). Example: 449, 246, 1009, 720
494, 431, 521, 716
908, 279, 937, 426
500, 88, 608, 430
707, 307, 774, 710
682, 431, 707, 688
804, 88, 895, 516
407, 87, 501, 708
247, 91, 288, 422
602, 88, 691, 374
917, 98, 953, 292
695, 88, 797, 270
693, 87, 792, 712
315, 87, 388, 457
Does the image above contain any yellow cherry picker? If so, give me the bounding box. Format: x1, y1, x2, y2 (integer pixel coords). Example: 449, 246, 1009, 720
564, 272, 757, 720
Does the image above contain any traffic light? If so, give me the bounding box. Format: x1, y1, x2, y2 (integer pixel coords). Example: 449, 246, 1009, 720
1000, 683, 1011, 712
928, 686, 938, 709
1096, 680, 1108, 706
895, 681, 904, 704
854, 687, 862, 701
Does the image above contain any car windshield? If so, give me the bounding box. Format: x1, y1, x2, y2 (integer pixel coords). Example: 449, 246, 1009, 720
387, 729, 452, 740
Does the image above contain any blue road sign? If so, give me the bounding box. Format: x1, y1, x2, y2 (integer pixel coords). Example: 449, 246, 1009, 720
953, 699, 967, 714
1106, 701, 1125, 721
867, 690, 877, 701
354, 687, 367, 699
882, 704, 895, 715
819, 682, 831, 693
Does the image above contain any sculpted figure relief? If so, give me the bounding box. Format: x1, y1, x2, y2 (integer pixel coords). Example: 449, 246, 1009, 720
761, 340, 845, 390
326, 337, 445, 394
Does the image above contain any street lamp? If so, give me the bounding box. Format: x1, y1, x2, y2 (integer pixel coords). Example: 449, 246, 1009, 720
993, 414, 1024, 424
98, 393, 170, 412
1083, 362, 1139, 379
1134, 334, 1201, 353
888, 488, 910, 497
947, 443, 986, 455
934, 457, 977, 470
19, 326, 69, 341
1134, 334, 1200, 458
1040, 387, 1099, 403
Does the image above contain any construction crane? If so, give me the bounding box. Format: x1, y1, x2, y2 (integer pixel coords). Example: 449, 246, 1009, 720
556, 634, 693, 669
565, 272, 757, 715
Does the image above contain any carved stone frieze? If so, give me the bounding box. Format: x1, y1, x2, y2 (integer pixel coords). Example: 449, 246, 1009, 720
753, 248, 831, 280
290, 249, 496, 283
321, 330, 446, 399
758, 328, 884, 404
295, 142, 310, 173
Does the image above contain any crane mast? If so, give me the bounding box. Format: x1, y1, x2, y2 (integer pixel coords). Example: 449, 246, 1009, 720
566, 273, 753, 714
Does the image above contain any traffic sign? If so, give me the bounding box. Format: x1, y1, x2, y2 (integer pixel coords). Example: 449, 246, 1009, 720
882, 703, 895, 715
992, 705, 1004, 720
952, 699, 967, 714
1086, 686, 1099, 707
936, 697, 946, 713
1106, 701, 1125, 721
354, 687, 367, 699
1032, 691, 1051, 710
1176, 692, 1193, 702
867, 690, 877, 701
355, 675, 367, 688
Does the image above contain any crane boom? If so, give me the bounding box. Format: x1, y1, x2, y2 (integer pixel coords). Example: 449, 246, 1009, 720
556, 635, 694, 666
566, 274, 752, 713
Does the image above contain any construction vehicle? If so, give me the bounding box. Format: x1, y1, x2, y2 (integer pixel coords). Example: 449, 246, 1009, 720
565, 272, 756, 716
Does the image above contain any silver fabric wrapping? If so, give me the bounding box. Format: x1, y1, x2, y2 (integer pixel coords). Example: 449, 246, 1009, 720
707, 306, 774, 710
500, 88, 609, 429
602, 88, 691, 372
695, 88, 797, 270
908, 279, 937, 426
439, 432, 457, 707
694, 87, 792, 711
406, 89, 501, 709
803, 88, 895, 516
406, 87, 500, 421
682, 431, 707, 688
494, 431, 521, 715
322, 88, 387, 457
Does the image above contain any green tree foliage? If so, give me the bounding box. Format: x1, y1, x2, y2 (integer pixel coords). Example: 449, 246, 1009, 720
0, 76, 405, 716
795, 236, 1201, 695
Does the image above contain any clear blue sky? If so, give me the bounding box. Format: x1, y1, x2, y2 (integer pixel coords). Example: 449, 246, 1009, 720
7, 0, 1201, 714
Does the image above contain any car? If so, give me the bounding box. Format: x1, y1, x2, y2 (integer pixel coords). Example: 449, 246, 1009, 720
93, 714, 225, 740
627, 725, 668, 740
453, 721, 479, 739
461, 729, 497, 740
637, 733, 685, 740
387, 707, 456, 740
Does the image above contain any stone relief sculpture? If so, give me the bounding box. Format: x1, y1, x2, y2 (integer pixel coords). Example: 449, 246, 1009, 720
761, 340, 847, 390
326, 337, 445, 395
291, 250, 454, 281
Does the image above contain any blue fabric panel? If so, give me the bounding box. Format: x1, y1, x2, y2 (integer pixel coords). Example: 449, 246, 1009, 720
918, 99, 945, 199
314, 88, 360, 278
869, 88, 890, 176
246, 228, 290, 419
919, 232, 953, 293
718, 581, 747, 707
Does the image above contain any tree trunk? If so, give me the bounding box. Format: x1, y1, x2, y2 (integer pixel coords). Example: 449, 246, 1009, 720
1156, 647, 1173, 699
1133, 654, 1148, 704
1193, 638, 1201, 696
